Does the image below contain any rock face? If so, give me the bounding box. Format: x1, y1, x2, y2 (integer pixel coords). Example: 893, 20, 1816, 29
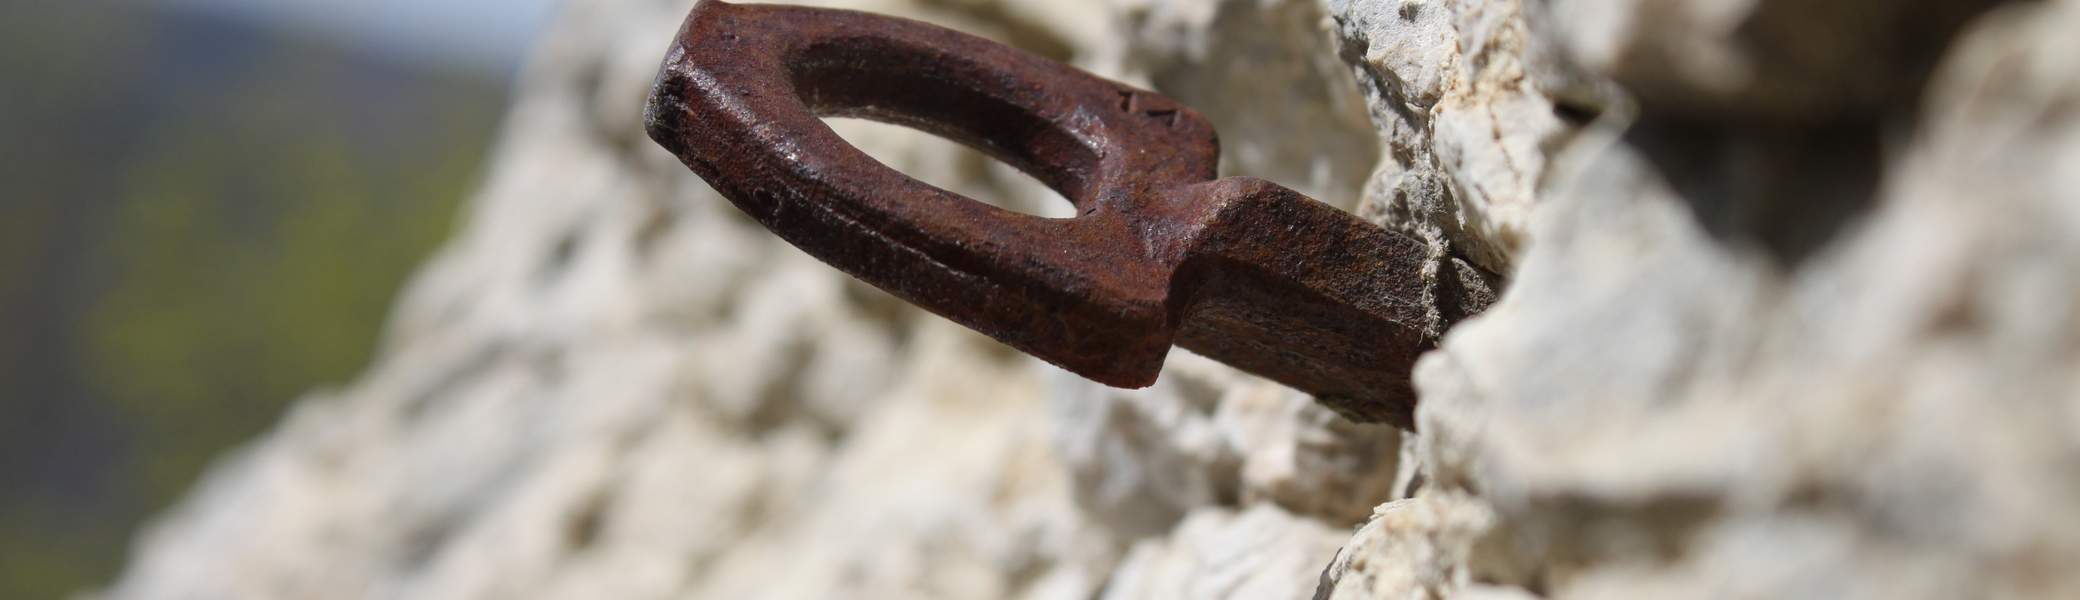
97, 0, 2080, 599
1322, 0, 2080, 599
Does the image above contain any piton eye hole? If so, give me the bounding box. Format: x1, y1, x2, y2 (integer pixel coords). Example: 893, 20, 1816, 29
821, 117, 1077, 218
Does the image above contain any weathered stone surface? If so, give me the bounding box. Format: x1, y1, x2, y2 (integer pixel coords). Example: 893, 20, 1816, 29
95, 0, 2080, 598
1050, 351, 1404, 537
1099, 504, 1348, 600
1315, 490, 1494, 600
1041, 0, 1414, 566
94, 1, 1394, 599
97, 0, 1119, 597
1323, 0, 2080, 599
1330, 0, 1583, 276
1103, 0, 1380, 211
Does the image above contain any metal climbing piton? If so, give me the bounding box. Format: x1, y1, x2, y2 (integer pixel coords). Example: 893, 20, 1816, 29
643, 0, 1490, 428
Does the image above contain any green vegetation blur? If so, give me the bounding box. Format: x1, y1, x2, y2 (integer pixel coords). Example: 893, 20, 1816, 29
0, 0, 509, 597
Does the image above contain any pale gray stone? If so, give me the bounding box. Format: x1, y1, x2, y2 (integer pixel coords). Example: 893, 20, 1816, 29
1389, 0, 2080, 599
96, 1, 1391, 599
1099, 504, 1348, 600
95, 0, 2080, 599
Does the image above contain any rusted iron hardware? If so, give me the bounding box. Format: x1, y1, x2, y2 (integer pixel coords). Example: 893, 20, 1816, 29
645, 0, 1488, 428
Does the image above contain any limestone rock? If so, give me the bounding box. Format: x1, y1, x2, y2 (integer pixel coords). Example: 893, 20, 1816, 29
1315, 490, 1493, 600
1099, 504, 1349, 600
1103, 0, 1381, 211
1329, 0, 1584, 276
97, 0, 1119, 598
95, 1, 1398, 599
94, 0, 2080, 598
1050, 351, 1405, 538
1330, 0, 2080, 598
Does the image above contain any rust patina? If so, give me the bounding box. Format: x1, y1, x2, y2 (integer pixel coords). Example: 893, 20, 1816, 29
644, 0, 1485, 428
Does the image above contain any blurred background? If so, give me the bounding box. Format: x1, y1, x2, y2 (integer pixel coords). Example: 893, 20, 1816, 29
0, 0, 556, 596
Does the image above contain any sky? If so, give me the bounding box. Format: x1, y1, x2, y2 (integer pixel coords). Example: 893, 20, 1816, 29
136, 0, 562, 75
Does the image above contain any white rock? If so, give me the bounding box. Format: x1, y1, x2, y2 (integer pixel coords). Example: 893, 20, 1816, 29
97, 0, 2080, 599
1098, 504, 1348, 600
96, 0, 1395, 599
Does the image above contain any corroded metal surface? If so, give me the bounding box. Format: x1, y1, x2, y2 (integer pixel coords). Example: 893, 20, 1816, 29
644, 0, 1479, 427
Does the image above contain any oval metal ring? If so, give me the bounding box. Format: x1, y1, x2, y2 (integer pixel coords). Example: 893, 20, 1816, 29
649, 0, 1451, 427
645, 0, 1222, 385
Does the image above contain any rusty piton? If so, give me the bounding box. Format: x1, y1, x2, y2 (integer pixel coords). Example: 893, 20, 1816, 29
643, 0, 1491, 429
